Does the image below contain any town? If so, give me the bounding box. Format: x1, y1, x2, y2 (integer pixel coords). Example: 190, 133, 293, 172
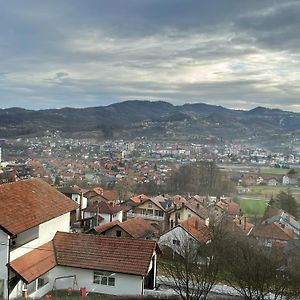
0, 135, 299, 299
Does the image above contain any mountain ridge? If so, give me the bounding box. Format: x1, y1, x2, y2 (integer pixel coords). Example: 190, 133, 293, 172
0, 100, 299, 149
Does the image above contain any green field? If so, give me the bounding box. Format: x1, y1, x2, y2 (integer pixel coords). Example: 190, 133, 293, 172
244, 186, 300, 202
260, 167, 290, 175
239, 199, 269, 220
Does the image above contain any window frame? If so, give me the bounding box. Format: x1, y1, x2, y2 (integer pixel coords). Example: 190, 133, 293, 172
93, 271, 115, 287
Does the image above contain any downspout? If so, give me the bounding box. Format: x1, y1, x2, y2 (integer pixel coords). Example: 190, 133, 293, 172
79, 192, 83, 220
141, 276, 144, 296
7, 236, 11, 300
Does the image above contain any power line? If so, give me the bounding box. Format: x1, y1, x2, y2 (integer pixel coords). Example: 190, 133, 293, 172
0, 241, 54, 252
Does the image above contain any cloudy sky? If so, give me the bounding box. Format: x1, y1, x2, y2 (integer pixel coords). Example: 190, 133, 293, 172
1, 1, 300, 111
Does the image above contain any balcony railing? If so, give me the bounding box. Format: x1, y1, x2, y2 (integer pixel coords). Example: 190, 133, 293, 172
127, 212, 164, 221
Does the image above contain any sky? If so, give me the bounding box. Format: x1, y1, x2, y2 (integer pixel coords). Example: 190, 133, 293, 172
0, 0, 300, 111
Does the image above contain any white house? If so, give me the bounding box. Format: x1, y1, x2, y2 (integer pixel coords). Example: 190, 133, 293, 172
159, 216, 211, 256
57, 185, 88, 220
0, 179, 78, 299
83, 201, 123, 226
9, 232, 158, 298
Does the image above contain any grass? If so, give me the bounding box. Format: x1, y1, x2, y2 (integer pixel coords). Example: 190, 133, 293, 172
47, 290, 238, 300
239, 199, 269, 219
260, 167, 290, 175
241, 185, 300, 202
49, 290, 178, 300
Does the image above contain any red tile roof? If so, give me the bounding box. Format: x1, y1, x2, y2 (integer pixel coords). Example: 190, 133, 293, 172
179, 217, 211, 243
84, 201, 123, 214
94, 220, 121, 233
130, 194, 150, 203
10, 242, 56, 283
120, 217, 157, 239
0, 179, 78, 236
251, 222, 294, 241
54, 232, 157, 276
10, 231, 158, 282
95, 217, 157, 239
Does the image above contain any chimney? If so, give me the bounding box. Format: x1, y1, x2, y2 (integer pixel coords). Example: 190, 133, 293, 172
79, 192, 83, 219
239, 218, 242, 225
195, 220, 199, 230
244, 216, 247, 231
196, 203, 200, 210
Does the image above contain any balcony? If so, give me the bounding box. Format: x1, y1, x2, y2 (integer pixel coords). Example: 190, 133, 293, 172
127, 212, 164, 221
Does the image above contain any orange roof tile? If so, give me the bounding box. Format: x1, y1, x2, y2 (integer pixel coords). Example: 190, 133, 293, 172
130, 194, 150, 203
94, 220, 121, 233
54, 232, 157, 276
95, 218, 157, 239
251, 222, 294, 241
119, 217, 157, 239
10, 242, 56, 283
0, 179, 78, 235
179, 216, 211, 243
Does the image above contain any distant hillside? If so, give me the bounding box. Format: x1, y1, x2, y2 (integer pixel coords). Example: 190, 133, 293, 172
1, 100, 300, 149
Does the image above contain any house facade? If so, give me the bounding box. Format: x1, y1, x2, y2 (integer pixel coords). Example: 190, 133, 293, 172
9, 232, 158, 298
0, 179, 78, 299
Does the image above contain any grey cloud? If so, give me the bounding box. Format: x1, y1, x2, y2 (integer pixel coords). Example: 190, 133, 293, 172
235, 2, 300, 52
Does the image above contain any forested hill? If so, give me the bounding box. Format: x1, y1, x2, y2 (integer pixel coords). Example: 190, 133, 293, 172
1, 100, 300, 147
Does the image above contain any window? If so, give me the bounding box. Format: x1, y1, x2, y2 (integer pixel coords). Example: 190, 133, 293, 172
93, 272, 115, 286
148, 203, 152, 208
175, 212, 181, 220
37, 277, 48, 289
116, 230, 122, 237
147, 209, 153, 215
172, 239, 180, 246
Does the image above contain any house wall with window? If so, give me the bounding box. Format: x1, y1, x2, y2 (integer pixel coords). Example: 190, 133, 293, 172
169, 207, 199, 228
29, 266, 143, 298
159, 225, 196, 256
10, 212, 70, 261
101, 226, 132, 238
130, 200, 164, 218
0, 213, 70, 300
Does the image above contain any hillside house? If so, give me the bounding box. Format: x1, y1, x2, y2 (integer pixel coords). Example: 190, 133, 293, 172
84, 187, 119, 206
169, 202, 209, 229
91, 217, 158, 239
0, 179, 78, 299
159, 216, 211, 256
57, 185, 87, 221
83, 201, 123, 227
127, 195, 173, 232
9, 232, 159, 298
250, 222, 294, 248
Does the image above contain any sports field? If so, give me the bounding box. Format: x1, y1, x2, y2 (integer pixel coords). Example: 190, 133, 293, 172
239, 198, 269, 219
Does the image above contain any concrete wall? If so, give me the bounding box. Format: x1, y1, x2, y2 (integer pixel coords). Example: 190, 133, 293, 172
11, 212, 70, 260
28, 266, 143, 298
0, 230, 9, 299
159, 226, 197, 255
102, 226, 132, 238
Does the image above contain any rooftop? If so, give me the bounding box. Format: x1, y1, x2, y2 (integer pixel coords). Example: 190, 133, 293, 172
0, 179, 78, 235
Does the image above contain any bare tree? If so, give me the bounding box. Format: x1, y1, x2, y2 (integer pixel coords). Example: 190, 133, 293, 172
223, 235, 292, 300
159, 222, 230, 300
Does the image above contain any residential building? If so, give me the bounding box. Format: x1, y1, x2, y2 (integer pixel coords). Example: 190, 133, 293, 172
9, 232, 158, 297
91, 217, 158, 239
0, 179, 78, 299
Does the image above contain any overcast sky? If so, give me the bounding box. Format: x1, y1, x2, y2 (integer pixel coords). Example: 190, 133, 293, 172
1, 0, 300, 111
